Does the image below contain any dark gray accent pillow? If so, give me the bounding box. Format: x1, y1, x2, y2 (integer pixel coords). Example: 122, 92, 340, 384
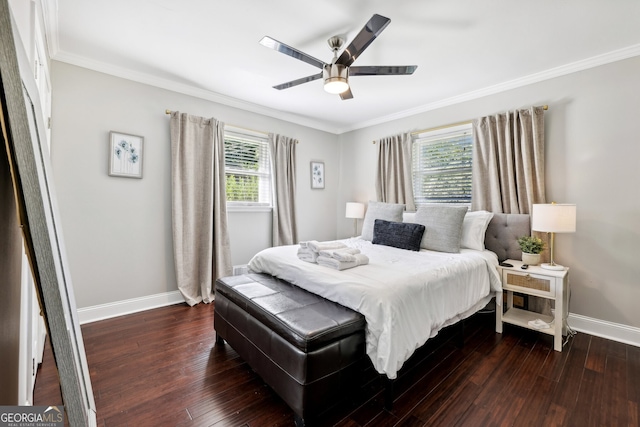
414, 205, 468, 253
361, 201, 405, 241
372, 219, 425, 251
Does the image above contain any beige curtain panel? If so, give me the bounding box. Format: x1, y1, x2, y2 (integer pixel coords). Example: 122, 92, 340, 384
471, 105, 546, 214
472, 105, 549, 315
269, 133, 298, 246
170, 112, 232, 306
375, 132, 415, 212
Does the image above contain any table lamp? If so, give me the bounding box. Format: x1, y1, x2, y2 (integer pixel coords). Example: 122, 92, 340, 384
531, 203, 577, 270
345, 202, 365, 237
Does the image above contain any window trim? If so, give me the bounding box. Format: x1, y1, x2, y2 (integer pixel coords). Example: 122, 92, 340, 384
224, 126, 272, 210
226, 204, 272, 213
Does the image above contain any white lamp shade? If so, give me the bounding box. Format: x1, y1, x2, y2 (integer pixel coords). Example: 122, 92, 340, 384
345, 202, 365, 219
532, 204, 576, 233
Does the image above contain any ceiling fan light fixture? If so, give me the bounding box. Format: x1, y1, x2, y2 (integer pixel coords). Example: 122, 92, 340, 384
323, 63, 349, 94
262, 14, 416, 99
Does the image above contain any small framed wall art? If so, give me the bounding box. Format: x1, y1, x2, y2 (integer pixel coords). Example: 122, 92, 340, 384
310, 161, 325, 189
109, 131, 144, 178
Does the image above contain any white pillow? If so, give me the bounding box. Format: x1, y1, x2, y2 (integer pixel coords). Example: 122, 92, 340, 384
402, 212, 417, 223
461, 210, 495, 251
361, 201, 405, 241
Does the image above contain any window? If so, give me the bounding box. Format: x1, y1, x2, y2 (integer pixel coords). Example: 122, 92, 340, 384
412, 123, 473, 206
224, 128, 271, 208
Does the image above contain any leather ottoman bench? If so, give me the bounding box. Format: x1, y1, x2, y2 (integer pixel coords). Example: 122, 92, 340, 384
214, 273, 367, 426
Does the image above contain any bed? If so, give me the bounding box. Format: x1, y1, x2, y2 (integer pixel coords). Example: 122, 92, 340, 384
250, 206, 528, 376
214, 206, 530, 425
249, 236, 500, 379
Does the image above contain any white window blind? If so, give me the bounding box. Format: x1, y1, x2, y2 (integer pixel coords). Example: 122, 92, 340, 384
224, 128, 271, 207
412, 123, 473, 205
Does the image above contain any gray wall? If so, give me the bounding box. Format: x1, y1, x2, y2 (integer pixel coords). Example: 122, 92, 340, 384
51, 56, 640, 331
50, 62, 340, 308
337, 57, 640, 329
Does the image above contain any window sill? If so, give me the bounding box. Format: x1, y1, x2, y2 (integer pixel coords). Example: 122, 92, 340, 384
226, 205, 273, 213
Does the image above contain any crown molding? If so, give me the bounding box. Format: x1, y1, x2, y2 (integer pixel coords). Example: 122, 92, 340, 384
342, 43, 640, 133
40, 0, 336, 132
45, 0, 640, 137
51, 50, 339, 134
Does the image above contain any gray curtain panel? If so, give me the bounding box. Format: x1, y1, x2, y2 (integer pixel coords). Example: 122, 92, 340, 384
375, 132, 416, 212
471, 106, 546, 214
269, 133, 298, 246
170, 112, 232, 306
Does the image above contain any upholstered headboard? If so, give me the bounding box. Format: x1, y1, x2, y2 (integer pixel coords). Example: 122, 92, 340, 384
484, 213, 531, 262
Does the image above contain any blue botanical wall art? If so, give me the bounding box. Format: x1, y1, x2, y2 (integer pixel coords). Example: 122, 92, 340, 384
310, 161, 324, 189
109, 131, 144, 178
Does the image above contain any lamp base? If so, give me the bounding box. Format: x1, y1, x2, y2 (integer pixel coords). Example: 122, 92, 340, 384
540, 263, 565, 271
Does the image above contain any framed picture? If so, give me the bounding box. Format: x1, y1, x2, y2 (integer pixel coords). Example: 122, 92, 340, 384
310, 161, 325, 189
109, 131, 144, 178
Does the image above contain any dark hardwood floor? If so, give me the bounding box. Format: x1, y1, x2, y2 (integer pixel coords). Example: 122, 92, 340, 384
34, 302, 640, 426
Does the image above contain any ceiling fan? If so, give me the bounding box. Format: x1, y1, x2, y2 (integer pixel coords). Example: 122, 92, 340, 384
259, 14, 417, 100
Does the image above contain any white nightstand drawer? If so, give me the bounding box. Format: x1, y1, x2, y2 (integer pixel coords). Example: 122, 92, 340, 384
502, 270, 556, 298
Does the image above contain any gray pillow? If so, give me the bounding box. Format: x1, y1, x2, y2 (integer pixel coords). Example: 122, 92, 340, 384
372, 219, 425, 251
414, 205, 468, 252
361, 201, 405, 241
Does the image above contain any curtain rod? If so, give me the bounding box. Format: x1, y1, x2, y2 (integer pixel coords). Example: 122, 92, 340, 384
373, 104, 548, 144
165, 109, 270, 137
409, 104, 549, 137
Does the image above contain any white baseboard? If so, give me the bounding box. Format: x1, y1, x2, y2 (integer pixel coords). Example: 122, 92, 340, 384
77, 291, 185, 324
568, 313, 640, 348
77, 292, 640, 349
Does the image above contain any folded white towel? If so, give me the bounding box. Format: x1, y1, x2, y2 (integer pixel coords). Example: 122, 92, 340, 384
317, 253, 369, 271
527, 319, 552, 329
299, 241, 309, 248
297, 247, 318, 263
333, 248, 361, 261
307, 240, 348, 253
318, 247, 361, 261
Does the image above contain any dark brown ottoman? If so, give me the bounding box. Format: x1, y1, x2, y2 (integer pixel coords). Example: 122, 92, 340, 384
214, 273, 366, 426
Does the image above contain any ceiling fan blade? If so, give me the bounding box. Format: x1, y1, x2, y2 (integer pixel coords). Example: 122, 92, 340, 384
260, 36, 326, 69
273, 72, 323, 90
336, 14, 391, 67
339, 87, 354, 100
349, 65, 418, 76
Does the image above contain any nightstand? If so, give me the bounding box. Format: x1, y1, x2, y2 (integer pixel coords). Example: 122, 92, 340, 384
496, 259, 569, 351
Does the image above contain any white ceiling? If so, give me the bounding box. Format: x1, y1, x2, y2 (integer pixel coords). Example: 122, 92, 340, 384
45, 0, 640, 134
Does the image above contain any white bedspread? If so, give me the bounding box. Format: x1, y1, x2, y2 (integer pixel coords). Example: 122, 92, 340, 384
248, 238, 502, 379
